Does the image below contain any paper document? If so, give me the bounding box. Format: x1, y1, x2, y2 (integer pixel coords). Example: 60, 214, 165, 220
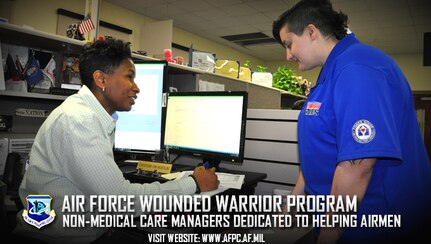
216, 172, 245, 190
174, 170, 245, 196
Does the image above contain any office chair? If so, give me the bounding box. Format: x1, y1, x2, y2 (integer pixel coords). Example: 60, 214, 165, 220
2, 152, 24, 210
0, 179, 8, 233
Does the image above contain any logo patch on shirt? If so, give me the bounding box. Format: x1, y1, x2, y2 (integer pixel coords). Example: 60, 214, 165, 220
352, 119, 375, 143
304, 102, 321, 116
22, 195, 56, 229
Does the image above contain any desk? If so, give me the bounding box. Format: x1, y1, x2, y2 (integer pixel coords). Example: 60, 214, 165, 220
116, 164, 312, 243
117, 163, 273, 240
119, 163, 267, 195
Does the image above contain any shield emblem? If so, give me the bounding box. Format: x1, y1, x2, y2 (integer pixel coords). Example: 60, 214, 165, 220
22, 195, 56, 229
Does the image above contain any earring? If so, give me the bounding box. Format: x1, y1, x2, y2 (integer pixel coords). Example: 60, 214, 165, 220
102, 87, 105, 92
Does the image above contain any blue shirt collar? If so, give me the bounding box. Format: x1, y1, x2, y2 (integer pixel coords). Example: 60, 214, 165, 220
316, 33, 360, 85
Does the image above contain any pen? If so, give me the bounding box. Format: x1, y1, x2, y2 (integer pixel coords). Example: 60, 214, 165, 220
203, 161, 216, 172
203, 161, 209, 169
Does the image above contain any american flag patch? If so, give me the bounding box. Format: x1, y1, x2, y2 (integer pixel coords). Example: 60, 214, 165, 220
304, 102, 321, 116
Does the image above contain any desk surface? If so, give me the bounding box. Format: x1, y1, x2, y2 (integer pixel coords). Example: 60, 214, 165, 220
118, 163, 267, 195
115, 163, 313, 243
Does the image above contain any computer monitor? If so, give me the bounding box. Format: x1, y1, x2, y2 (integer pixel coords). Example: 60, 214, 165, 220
114, 60, 167, 158
164, 91, 248, 170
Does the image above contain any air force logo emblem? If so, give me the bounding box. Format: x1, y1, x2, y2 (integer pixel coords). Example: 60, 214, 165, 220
352, 119, 375, 143
22, 195, 56, 229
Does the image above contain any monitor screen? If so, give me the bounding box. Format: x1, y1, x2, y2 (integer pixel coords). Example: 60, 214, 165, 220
114, 60, 167, 155
164, 91, 248, 168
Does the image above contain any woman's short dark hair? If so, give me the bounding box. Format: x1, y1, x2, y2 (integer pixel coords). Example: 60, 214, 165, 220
79, 38, 132, 89
273, 0, 348, 45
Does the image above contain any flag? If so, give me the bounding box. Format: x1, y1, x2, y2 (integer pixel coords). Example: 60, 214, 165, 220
78, 15, 95, 35
5, 53, 21, 81
15, 55, 25, 79
25, 55, 44, 86
42, 57, 56, 85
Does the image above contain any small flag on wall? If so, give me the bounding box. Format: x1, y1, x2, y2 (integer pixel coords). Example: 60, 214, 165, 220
78, 15, 95, 35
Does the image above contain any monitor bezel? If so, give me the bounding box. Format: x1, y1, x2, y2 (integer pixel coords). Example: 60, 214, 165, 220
164, 91, 248, 165
113, 59, 168, 157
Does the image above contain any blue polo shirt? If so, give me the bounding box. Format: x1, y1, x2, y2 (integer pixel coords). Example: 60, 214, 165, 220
297, 34, 431, 242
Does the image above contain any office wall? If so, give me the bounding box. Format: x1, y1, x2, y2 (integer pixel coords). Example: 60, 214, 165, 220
3, 0, 160, 50
266, 54, 431, 92
3, 0, 85, 33
2, 0, 264, 70
393, 54, 431, 91
172, 28, 263, 68
0, 0, 13, 22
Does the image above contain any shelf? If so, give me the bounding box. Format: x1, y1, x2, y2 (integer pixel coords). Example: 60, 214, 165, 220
132, 53, 204, 75
132, 42, 306, 102
168, 62, 205, 75
0, 90, 67, 101
0, 23, 305, 109
280, 91, 307, 99
131, 52, 157, 61
131, 53, 306, 99
0, 22, 83, 54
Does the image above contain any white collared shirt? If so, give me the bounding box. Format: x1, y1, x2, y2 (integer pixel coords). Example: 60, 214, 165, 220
15, 85, 196, 243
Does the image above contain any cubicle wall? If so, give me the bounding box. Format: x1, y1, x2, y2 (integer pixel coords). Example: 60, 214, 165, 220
222, 109, 300, 195
197, 74, 283, 109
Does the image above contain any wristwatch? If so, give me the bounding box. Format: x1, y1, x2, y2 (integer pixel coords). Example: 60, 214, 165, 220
189, 174, 201, 194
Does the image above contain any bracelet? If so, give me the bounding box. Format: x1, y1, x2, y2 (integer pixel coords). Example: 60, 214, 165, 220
189, 175, 201, 194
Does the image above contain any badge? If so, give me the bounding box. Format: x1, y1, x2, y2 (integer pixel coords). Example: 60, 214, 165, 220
304, 101, 321, 116
352, 119, 375, 143
22, 195, 56, 229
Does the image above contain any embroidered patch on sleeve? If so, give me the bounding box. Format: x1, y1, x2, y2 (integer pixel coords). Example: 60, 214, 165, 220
352, 119, 375, 143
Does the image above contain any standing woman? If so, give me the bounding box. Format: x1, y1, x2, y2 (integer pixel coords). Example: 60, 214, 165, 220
273, 0, 431, 243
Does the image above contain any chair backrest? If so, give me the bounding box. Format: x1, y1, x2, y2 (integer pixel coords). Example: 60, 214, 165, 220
2, 152, 25, 210
2, 152, 23, 195
0, 180, 8, 232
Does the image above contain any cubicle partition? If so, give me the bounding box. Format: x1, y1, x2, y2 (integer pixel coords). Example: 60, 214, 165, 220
223, 109, 300, 195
